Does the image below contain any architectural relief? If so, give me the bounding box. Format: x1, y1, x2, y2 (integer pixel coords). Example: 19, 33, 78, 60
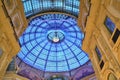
3, 0, 27, 37
4, 0, 17, 15
81, 0, 120, 79
78, 0, 91, 31
11, 11, 24, 36
0, 0, 120, 80
73, 63, 95, 80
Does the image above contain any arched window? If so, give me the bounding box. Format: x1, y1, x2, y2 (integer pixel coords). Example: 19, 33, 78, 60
108, 73, 117, 80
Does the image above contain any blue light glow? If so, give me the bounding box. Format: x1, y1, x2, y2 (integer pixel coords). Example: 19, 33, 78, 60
18, 13, 89, 72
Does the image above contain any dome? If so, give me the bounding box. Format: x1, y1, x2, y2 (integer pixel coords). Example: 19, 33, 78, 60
18, 13, 89, 72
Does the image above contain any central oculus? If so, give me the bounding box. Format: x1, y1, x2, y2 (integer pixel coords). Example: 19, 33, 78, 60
47, 30, 65, 43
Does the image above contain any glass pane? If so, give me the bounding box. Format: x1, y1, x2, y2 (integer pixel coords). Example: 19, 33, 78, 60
18, 13, 89, 72
22, 0, 80, 17
104, 17, 115, 34
95, 46, 102, 61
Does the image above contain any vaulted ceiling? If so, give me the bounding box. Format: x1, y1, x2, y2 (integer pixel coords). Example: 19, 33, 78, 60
22, 0, 80, 17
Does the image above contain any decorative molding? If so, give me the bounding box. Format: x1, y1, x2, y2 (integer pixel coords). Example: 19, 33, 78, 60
11, 11, 23, 36
106, 0, 120, 18
4, 0, 17, 15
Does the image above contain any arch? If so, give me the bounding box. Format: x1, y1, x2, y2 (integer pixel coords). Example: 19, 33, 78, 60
108, 73, 117, 80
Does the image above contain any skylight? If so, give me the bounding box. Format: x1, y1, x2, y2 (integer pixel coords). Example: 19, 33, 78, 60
22, 0, 80, 17
18, 13, 89, 72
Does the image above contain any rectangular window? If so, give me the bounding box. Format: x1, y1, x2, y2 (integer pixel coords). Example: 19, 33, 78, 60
100, 60, 104, 69
0, 48, 3, 57
22, 0, 33, 16
95, 46, 102, 61
104, 17, 115, 34
112, 28, 120, 43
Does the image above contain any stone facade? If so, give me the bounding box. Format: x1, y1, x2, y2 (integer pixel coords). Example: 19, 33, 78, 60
80, 0, 120, 80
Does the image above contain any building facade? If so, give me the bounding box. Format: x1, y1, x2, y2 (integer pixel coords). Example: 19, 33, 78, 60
78, 0, 120, 80
0, 0, 120, 80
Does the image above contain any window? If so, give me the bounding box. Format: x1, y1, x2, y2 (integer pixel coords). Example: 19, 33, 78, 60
95, 46, 102, 61
95, 46, 104, 69
0, 48, 3, 57
22, 0, 80, 17
112, 29, 120, 43
100, 60, 104, 69
104, 17, 115, 34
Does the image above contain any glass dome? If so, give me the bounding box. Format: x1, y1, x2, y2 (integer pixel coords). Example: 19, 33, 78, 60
18, 13, 89, 72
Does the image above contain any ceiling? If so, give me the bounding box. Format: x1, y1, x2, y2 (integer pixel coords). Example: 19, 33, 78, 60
22, 0, 80, 17
18, 13, 89, 72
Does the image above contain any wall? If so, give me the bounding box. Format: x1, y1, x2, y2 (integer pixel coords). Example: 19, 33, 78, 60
79, 0, 120, 80
16, 57, 95, 80
3, 0, 28, 37
0, 0, 27, 79
77, 0, 91, 32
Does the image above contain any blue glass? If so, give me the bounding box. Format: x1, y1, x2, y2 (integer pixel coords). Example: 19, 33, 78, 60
105, 17, 115, 34
95, 46, 102, 61
18, 14, 89, 72
22, 0, 80, 17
